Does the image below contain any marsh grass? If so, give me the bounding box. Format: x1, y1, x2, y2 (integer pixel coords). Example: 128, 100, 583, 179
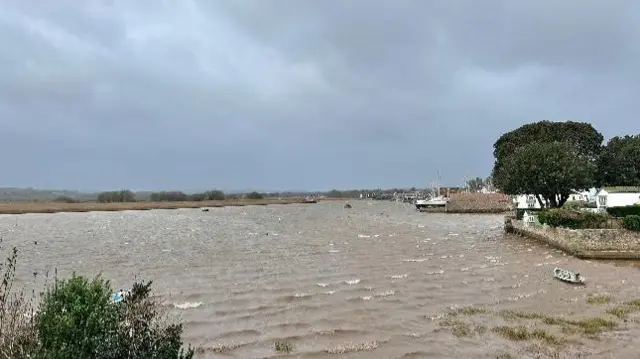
274, 340, 293, 354
0, 198, 309, 215
0, 240, 40, 359
438, 305, 622, 345
606, 300, 640, 319
586, 294, 612, 305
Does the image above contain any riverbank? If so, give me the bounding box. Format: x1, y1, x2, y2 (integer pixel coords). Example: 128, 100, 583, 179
504, 216, 640, 260
0, 197, 314, 215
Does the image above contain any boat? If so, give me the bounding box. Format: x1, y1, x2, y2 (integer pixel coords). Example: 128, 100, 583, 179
553, 267, 585, 284
415, 196, 449, 210
344, 202, 352, 209
415, 169, 450, 211
303, 197, 317, 203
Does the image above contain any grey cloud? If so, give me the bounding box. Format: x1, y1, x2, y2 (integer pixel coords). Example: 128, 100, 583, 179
1, 0, 639, 191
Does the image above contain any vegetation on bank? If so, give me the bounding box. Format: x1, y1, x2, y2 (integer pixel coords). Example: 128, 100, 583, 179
0, 241, 194, 358
437, 297, 640, 357
536, 209, 616, 229
492, 121, 640, 208
0, 198, 309, 215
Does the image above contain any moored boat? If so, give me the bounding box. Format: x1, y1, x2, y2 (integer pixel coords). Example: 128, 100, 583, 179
553, 267, 585, 284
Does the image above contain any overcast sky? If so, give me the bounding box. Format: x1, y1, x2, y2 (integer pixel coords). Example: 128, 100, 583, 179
1, 1, 639, 192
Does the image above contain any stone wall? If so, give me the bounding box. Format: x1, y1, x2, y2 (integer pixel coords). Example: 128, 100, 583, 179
504, 216, 640, 259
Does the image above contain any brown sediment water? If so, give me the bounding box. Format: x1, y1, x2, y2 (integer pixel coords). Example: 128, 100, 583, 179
2, 201, 640, 358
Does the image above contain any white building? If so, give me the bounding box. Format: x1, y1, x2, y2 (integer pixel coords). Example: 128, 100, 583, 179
596, 187, 640, 209
513, 194, 545, 209
567, 188, 598, 203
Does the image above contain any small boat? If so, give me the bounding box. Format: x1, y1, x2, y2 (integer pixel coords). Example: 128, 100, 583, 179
201, 208, 209, 212
553, 267, 585, 284
344, 202, 352, 209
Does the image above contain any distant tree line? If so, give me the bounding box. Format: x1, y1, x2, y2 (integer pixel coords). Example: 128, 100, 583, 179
97, 190, 136, 203
465, 176, 494, 192
93, 189, 272, 203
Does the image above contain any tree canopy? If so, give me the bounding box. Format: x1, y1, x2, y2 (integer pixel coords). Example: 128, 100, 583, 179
492, 121, 603, 208
596, 135, 640, 187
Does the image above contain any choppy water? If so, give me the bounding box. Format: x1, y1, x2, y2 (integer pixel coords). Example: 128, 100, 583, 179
2, 201, 640, 358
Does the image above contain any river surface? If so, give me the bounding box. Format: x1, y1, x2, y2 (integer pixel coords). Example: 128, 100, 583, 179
2, 200, 640, 358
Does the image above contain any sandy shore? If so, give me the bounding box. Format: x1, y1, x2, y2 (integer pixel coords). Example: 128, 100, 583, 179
0, 198, 315, 215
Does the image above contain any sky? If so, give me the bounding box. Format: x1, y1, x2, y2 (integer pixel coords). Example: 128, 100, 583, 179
1, 1, 639, 192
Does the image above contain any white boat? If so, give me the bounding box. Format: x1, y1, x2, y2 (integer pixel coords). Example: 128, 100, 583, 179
415, 196, 449, 210
553, 267, 585, 285
416, 170, 449, 210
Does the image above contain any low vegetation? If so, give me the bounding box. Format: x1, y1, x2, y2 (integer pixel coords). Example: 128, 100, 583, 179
537, 208, 616, 229
435, 301, 634, 350
274, 340, 293, 354
622, 215, 640, 232
0, 240, 194, 358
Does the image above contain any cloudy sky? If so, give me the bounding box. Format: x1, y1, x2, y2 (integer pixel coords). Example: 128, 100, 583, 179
1, 1, 639, 192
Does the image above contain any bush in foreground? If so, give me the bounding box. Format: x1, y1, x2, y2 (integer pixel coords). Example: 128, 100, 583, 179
0, 242, 194, 359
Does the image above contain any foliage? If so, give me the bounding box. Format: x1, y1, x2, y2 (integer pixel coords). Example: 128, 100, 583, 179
492, 121, 603, 208
493, 141, 596, 208
493, 120, 603, 165
596, 135, 640, 187
606, 205, 640, 218
537, 209, 613, 229
187, 190, 225, 201
37, 274, 119, 358
0, 243, 194, 359
36, 275, 194, 359
149, 191, 188, 202
0, 240, 39, 359
246, 191, 264, 200
623, 215, 640, 232
563, 200, 597, 210
53, 196, 78, 203
97, 190, 136, 203
466, 177, 488, 192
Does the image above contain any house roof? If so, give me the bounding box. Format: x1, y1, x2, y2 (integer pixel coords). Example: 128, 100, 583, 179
602, 186, 640, 193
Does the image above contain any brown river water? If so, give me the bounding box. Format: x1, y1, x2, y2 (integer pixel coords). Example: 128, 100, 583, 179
2, 200, 640, 358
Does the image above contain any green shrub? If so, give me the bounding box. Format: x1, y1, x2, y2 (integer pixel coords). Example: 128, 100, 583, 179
537, 208, 613, 229
623, 215, 640, 232
36, 276, 194, 359
606, 205, 640, 218
563, 200, 596, 210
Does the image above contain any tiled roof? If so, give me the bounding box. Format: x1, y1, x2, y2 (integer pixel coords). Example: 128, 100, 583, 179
603, 186, 640, 193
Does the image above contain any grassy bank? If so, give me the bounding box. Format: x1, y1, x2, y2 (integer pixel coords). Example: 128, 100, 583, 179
0, 198, 315, 215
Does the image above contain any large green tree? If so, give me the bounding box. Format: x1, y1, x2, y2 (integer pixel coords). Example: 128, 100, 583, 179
596, 135, 640, 186
494, 142, 596, 208
492, 121, 603, 208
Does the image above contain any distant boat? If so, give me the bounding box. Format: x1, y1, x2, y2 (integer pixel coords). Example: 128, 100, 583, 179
344, 202, 352, 209
416, 169, 449, 210
303, 197, 317, 203
415, 196, 449, 210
